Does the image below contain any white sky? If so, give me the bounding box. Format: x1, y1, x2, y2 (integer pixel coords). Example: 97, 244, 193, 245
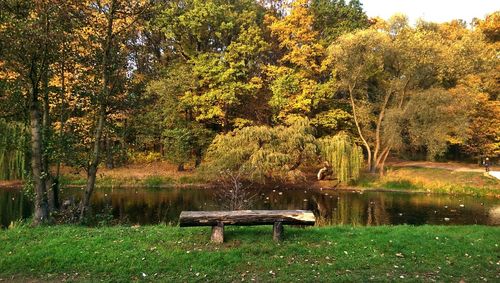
361, 0, 499, 23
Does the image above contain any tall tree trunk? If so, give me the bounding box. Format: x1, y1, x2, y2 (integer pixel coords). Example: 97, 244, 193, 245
348, 83, 371, 171
31, 6, 52, 225
79, 0, 116, 221
55, 41, 67, 202
30, 87, 49, 225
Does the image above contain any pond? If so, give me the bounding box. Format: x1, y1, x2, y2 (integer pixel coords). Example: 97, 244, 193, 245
1, 187, 499, 228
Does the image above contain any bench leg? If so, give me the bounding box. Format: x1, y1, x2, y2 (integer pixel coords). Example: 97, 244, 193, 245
273, 222, 283, 242
211, 222, 224, 243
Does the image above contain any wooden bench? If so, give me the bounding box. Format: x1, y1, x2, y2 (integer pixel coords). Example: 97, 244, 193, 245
179, 210, 315, 243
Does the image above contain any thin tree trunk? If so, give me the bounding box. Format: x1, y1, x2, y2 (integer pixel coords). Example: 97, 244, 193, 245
372, 88, 392, 173
79, 0, 116, 221
105, 134, 114, 169
55, 41, 66, 183
348, 83, 371, 171
80, 105, 106, 220
379, 147, 391, 177
374, 145, 390, 170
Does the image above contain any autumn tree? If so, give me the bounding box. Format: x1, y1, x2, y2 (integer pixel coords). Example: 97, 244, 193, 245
202, 117, 317, 183
265, 0, 326, 120
0, 0, 72, 224
78, 0, 150, 220
325, 15, 489, 173
155, 0, 269, 130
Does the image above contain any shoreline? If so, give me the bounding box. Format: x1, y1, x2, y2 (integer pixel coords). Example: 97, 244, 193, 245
2, 179, 499, 199
1, 163, 498, 197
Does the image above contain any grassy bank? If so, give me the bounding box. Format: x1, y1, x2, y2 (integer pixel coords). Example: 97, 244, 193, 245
59, 174, 207, 188
56, 162, 208, 188
355, 167, 500, 197
1, 225, 499, 282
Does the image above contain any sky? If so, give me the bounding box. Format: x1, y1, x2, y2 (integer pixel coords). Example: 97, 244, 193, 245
361, 0, 499, 24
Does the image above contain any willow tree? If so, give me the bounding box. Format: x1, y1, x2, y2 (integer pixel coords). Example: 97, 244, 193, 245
0, 120, 28, 180
202, 117, 317, 183
318, 133, 363, 183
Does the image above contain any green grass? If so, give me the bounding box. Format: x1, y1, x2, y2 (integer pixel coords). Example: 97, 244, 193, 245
0, 225, 499, 282
355, 167, 500, 197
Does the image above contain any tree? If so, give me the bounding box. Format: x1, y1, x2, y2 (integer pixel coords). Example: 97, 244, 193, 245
324, 15, 490, 173
403, 88, 473, 159
265, 0, 326, 120
474, 11, 500, 42
155, 0, 269, 130
324, 28, 390, 172
202, 117, 317, 183
79, 0, 151, 220
0, 0, 67, 224
318, 132, 363, 182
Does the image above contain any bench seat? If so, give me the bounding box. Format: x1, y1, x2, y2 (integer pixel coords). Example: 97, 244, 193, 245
179, 210, 315, 243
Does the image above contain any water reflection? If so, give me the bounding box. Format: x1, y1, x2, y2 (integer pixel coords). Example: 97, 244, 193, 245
0, 188, 32, 228
1, 187, 499, 228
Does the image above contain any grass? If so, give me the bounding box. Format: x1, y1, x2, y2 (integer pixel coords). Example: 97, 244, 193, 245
355, 167, 500, 197
60, 174, 190, 188
0, 225, 499, 282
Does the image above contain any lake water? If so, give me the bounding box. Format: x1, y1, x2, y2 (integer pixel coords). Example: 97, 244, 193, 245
1, 187, 499, 228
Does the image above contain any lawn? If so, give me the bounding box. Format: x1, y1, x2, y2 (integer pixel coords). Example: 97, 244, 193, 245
0, 225, 498, 282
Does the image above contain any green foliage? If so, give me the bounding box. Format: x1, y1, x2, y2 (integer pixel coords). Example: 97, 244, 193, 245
310, 108, 354, 135
0, 119, 28, 180
405, 88, 473, 159
127, 151, 163, 164
143, 176, 171, 188
142, 69, 215, 166
310, 0, 369, 44
318, 132, 363, 182
202, 117, 317, 183
155, 0, 269, 128
163, 123, 214, 166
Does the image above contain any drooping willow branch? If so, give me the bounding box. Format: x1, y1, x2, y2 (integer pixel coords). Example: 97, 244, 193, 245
0, 119, 28, 180
318, 133, 363, 183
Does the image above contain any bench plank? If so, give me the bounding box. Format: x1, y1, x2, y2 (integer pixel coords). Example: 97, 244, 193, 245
179, 210, 315, 227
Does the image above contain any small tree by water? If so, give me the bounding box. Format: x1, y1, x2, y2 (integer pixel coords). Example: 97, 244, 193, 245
215, 168, 257, 210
